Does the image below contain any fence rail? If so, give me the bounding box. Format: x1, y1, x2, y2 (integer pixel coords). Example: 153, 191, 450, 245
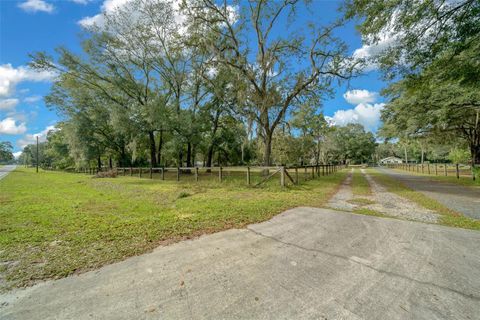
384, 163, 476, 181
68, 164, 345, 187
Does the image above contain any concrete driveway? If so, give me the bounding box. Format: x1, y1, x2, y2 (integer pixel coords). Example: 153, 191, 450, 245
0, 165, 16, 181
1, 208, 479, 320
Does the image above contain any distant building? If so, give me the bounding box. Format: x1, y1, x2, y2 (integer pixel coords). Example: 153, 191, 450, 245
379, 156, 403, 165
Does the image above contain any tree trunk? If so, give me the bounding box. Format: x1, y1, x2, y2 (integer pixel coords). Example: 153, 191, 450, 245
109, 156, 112, 169
157, 130, 163, 166
186, 142, 193, 167
148, 131, 157, 167
206, 145, 214, 171
263, 131, 273, 166
97, 155, 102, 170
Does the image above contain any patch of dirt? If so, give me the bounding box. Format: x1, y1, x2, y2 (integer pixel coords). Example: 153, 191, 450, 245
327, 169, 357, 211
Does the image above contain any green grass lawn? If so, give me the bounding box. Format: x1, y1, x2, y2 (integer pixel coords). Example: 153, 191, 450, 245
351, 169, 372, 196
369, 169, 480, 231
0, 167, 346, 291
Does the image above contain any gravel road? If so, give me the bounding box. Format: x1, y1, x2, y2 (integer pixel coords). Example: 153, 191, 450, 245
376, 167, 480, 219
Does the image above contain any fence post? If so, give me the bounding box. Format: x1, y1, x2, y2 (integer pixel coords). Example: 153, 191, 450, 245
295, 167, 298, 184
246, 166, 250, 185
311, 166, 315, 179
421, 164, 424, 174
177, 167, 180, 181
195, 167, 199, 182
139, 168, 142, 178
219, 167, 223, 182
435, 164, 437, 175
444, 164, 447, 176
456, 163, 459, 179
304, 166, 307, 180
427, 163, 430, 175
280, 166, 285, 187
150, 167, 153, 179
322, 165, 325, 176
130, 166, 133, 176
161, 167, 165, 180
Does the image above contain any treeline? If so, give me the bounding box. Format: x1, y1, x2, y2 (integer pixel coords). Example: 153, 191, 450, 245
375, 140, 473, 164
19, 0, 377, 169
19, 121, 377, 169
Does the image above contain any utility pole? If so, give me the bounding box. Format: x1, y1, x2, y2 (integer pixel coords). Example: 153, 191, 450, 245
36, 135, 39, 173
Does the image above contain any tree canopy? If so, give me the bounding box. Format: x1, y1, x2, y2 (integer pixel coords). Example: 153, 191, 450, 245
20, 0, 375, 169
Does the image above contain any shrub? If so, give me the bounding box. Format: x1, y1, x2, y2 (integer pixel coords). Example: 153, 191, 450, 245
177, 191, 191, 199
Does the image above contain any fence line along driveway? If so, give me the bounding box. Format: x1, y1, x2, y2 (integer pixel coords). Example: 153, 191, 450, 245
377, 167, 480, 220
2, 207, 479, 320
0, 165, 16, 181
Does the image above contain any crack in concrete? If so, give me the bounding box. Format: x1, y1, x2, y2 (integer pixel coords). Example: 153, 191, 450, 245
246, 227, 480, 302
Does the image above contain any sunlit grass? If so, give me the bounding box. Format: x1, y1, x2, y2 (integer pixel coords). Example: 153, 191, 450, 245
351, 169, 371, 196
0, 167, 346, 290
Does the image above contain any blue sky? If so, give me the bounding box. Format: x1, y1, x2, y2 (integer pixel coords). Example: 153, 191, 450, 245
0, 0, 387, 155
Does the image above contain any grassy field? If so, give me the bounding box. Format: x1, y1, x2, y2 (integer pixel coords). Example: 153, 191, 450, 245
0, 167, 346, 290
369, 170, 480, 230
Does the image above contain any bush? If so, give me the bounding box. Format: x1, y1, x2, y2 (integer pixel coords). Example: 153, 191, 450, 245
177, 191, 191, 199
94, 170, 117, 178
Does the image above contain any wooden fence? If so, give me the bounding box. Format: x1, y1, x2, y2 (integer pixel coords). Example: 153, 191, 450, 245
76, 164, 345, 187
384, 163, 476, 180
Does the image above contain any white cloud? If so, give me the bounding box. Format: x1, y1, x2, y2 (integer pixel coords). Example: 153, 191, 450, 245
13, 151, 23, 159
79, 0, 132, 28
17, 125, 56, 149
329, 103, 385, 132
0, 117, 27, 135
18, 0, 55, 13
343, 89, 377, 105
0, 98, 19, 111
24, 95, 42, 103
0, 64, 56, 98
79, 0, 236, 34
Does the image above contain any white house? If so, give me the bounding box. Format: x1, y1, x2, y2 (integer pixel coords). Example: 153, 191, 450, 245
379, 156, 403, 165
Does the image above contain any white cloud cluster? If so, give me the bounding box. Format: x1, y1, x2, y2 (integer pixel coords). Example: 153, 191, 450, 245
352, 37, 396, 72
13, 151, 23, 159
79, 0, 141, 28
0, 64, 56, 98
0, 99, 19, 111
18, 0, 55, 13
343, 89, 377, 105
24, 95, 42, 103
327, 89, 384, 132
0, 118, 27, 135
17, 125, 56, 148
79, 0, 237, 34
329, 103, 385, 131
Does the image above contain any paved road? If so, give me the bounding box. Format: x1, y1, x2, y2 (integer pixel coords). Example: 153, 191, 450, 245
1, 207, 479, 320
376, 167, 480, 219
0, 165, 16, 181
